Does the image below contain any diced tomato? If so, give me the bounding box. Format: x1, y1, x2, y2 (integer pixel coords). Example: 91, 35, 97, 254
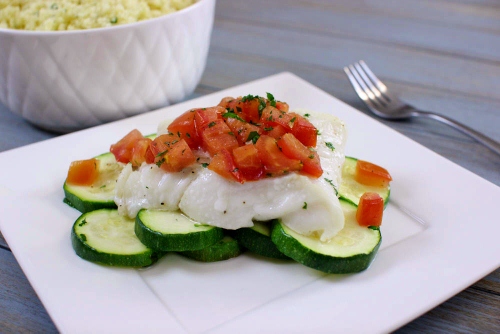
277, 133, 322, 177
289, 113, 318, 147
224, 117, 262, 145
208, 149, 243, 182
260, 106, 295, 131
200, 119, 239, 155
228, 97, 263, 123
355, 160, 392, 187
356, 192, 384, 227
150, 135, 196, 172
130, 137, 153, 167
275, 101, 289, 112
263, 123, 287, 139
144, 145, 155, 164
255, 135, 302, 176
232, 144, 263, 181
167, 109, 201, 149
194, 106, 224, 137
218, 97, 236, 109
66, 158, 100, 186
110, 129, 144, 163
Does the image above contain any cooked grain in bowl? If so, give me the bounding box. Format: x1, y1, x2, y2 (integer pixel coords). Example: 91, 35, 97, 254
0, 0, 196, 31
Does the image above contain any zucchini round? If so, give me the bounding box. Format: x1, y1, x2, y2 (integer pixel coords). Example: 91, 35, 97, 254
271, 200, 381, 274
135, 209, 224, 252
233, 221, 289, 260
64, 152, 123, 213
339, 156, 390, 206
71, 209, 159, 267
180, 236, 243, 262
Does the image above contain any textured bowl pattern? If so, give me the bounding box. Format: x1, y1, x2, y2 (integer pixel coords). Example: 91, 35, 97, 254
0, 0, 215, 132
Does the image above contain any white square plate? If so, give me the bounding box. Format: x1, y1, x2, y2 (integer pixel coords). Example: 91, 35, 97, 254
1, 73, 499, 333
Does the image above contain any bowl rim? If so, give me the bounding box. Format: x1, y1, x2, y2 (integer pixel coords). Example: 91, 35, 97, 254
0, 0, 212, 36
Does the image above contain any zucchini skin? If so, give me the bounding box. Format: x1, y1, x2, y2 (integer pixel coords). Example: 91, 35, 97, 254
271, 223, 381, 274
180, 236, 243, 262
233, 224, 289, 260
135, 212, 224, 252
71, 213, 160, 267
64, 182, 117, 213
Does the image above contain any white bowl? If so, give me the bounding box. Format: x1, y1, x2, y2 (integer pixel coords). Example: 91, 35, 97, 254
0, 0, 215, 132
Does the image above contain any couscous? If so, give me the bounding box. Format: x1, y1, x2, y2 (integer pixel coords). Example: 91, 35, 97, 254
0, 0, 196, 31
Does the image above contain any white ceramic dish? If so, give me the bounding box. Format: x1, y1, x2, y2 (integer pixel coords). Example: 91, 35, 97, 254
0, 0, 215, 133
0, 73, 499, 333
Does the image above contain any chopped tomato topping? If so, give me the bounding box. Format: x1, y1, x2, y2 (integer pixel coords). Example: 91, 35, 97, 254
66, 158, 100, 186
355, 160, 392, 187
263, 123, 287, 139
130, 138, 153, 167
150, 135, 196, 172
194, 106, 224, 136
356, 192, 384, 227
106, 94, 324, 181
167, 109, 200, 149
289, 113, 317, 147
208, 149, 243, 182
110, 129, 144, 163
255, 135, 302, 176
277, 133, 322, 178
232, 144, 263, 181
261, 106, 295, 131
224, 116, 262, 145
200, 119, 239, 155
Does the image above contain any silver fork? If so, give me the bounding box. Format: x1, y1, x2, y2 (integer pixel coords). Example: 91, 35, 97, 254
344, 60, 500, 156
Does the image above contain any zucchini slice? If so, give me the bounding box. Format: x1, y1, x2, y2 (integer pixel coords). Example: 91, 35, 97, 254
71, 209, 159, 267
180, 236, 243, 262
64, 152, 123, 213
339, 156, 390, 206
233, 221, 289, 260
135, 209, 224, 252
271, 200, 381, 274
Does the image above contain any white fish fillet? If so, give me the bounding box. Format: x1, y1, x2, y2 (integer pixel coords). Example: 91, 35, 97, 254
115, 110, 347, 241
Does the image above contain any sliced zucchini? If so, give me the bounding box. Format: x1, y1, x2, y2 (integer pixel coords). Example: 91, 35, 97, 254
71, 209, 159, 267
180, 236, 243, 262
339, 156, 390, 206
233, 221, 289, 260
135, 209, 224, 252
64, 152, 123, 213
271, 200, 381, 274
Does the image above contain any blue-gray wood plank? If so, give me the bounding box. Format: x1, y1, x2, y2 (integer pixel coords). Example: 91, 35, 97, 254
0, 0, 499, 332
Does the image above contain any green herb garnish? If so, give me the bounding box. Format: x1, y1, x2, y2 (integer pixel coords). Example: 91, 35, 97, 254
247, 131, 260, 144
325, 142, 335, 151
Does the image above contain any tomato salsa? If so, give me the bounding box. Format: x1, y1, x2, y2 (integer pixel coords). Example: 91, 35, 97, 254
109, 94, 322, 183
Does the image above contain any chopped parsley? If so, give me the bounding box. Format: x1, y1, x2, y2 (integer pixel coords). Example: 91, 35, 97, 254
324, 178, 339, 196
325, 142, 335, 151
155, 158, 165, 167
264, 126, 274, 131
266, 92, 276, 107
247, 131, 260, 144
110, 17, 118, 24
78, 219, 87, 227
222, 111, 245, 122
241, 94, 256, 102
201, 163, 209, 168
302, 202, 308, 209
208, 121, 217, 128
304, 113, 310, 118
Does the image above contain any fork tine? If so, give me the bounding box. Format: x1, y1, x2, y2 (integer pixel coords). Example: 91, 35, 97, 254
354, 62, 389, 104
344, 65, 382, 111
358, 60, 390, 98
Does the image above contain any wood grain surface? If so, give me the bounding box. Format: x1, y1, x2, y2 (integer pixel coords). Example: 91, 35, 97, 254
0, 0, 499, 332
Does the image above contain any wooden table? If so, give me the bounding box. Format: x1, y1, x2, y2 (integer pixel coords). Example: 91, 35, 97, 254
1, 0, 499, 332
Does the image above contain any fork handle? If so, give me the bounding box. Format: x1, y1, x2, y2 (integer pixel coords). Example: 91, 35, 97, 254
413, 110, 500, 156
